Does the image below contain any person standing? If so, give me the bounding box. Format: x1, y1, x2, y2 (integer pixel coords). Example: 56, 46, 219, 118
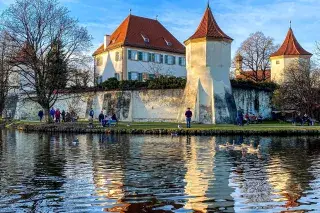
50, 107, 55, 121
61, 110, 66, 122
99, 111, 105, 125
237, 108, 243, 126
38, 110, 44, 122
55, 108, 61, 123
185, 108, 193, 128
89, 108, 94, 119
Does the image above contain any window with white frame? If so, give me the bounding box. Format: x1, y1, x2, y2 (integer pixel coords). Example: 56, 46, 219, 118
155, 54, 161, 63
115, 52, 121, 61
142, 52, 148, 62
167, 55, 175, 65
179, 57, 186, 66
128, 50, 138, 61
131, 72, 139, 80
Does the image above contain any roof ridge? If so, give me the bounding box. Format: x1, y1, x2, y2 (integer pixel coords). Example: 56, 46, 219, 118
123, 15, 131, 45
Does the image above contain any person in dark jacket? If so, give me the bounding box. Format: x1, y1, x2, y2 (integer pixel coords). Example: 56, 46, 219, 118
185, 108, 192, 128
111, 113, 118, 122
99, 111, 105, 125
61, 110, 66, 122
38, 110, 44, 122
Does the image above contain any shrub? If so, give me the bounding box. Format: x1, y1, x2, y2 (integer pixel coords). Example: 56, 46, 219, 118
231, 79, 278, 91
99, 76, 186, 91
100, 77, 119, 90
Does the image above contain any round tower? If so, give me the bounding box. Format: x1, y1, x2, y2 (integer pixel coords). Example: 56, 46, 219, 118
179, 4, 236, 124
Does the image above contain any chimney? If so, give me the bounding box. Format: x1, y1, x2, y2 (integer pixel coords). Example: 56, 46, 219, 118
235, 53, 243, 76
104, 35, 110, 50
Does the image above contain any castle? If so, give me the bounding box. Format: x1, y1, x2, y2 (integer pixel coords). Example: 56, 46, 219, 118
7, 3, 313, 124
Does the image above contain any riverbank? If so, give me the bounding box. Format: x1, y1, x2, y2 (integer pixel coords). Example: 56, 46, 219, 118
9, 121, 320, 136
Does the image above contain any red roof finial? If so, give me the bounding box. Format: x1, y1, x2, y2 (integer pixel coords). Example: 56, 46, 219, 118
186, 4, 232, 42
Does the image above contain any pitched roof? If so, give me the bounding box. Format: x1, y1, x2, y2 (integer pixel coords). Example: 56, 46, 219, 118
93, 15, 185, 56
186, 5, 232, 42
271, 28, 312, 57
236, 70, 271, 82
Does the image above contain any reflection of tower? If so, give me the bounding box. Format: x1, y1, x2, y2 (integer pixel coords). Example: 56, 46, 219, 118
265, 137, 314, 209
178, 3, 236, 124
183, 136, 216, 212
207, 136, 235, 211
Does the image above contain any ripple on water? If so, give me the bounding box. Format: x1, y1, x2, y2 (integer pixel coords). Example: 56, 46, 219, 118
1, 132, 320, 212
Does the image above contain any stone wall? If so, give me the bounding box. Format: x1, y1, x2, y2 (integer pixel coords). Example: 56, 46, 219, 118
233, 88, 272, 119
8, 87, 273, 122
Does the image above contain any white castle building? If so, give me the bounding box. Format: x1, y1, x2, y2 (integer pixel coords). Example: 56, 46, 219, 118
93, 14, 187, 84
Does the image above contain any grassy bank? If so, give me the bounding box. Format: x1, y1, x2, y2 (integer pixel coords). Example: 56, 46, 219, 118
9, 120, 320, 136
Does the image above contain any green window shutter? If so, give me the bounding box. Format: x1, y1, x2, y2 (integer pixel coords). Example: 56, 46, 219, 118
173, 56, 176, 65
179, 57, 182, 66
128, 72, 132, 80
165, 55, 168, 64
160, 54, 163, 63
151, 53, 155, 62
128, 50, 132, 59
138, 73, 143, 81
148, 53, 152, 62
138, 52, 143, 61
149, 74, 155, 79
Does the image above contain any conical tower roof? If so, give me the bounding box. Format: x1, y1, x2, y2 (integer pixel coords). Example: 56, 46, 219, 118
186, 5, 232, 43
271, 27, 312, 57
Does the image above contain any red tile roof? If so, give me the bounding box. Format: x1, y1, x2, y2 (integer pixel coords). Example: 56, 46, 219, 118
93, 15, 185, 56
271, 28, 312, 57
186, 5, 232, 42
236, 70, 271, 82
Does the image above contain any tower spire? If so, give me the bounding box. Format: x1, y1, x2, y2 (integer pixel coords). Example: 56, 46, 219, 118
290, 20, 292, 28
207, 0, 210, 8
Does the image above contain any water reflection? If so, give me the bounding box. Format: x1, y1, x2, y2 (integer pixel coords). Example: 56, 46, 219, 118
0, 130, 320, 212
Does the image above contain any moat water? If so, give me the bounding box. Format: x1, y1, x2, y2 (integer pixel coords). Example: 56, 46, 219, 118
0, 130, 320, 212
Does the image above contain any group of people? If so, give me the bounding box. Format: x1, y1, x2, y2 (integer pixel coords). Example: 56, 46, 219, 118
294, 113, 314, 126
38, 108, 77, 123
98, 110, 118, 127
237, 109, 263, 126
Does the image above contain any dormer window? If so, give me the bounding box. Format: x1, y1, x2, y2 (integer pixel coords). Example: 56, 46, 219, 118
141, 34, 149, 43
164, 39, 172, 46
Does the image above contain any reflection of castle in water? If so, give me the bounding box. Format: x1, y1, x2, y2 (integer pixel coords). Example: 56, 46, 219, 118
2, 132, 320, 212
183, 136, 235, 212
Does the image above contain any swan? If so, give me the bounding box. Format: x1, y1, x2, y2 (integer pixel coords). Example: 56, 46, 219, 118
218, 142, 231, 150
247, 145, 261, 154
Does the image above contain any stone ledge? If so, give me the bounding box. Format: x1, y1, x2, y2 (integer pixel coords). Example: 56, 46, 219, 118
14, 123, 320, 136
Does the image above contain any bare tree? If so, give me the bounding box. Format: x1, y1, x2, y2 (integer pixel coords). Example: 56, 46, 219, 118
0, 31, 16, 118
272, 59, 320, 118
0, 0, 92, 121
235, 32, 278, 82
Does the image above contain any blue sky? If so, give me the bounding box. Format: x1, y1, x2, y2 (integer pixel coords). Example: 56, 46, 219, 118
0, 0, 319, 57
